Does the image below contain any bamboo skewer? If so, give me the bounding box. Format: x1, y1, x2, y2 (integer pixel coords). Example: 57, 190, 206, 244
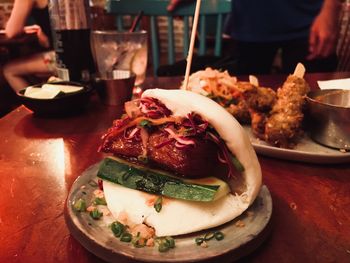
249, 75, 259, 86
183, 0, 202, 90
293, 62, 305, 78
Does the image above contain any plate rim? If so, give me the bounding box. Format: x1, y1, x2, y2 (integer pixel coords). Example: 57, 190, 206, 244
243, 126, 350, 164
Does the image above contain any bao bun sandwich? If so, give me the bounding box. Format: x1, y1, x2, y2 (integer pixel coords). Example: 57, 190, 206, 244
98, 89, 262, 237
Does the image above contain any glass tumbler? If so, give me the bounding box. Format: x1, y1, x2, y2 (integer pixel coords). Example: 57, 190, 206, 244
91, 30, 148, 86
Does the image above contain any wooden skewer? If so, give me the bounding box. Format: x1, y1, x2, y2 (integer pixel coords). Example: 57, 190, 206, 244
293, 62, 306, 78
249, 75, 259, 86
183, 0, 202, 90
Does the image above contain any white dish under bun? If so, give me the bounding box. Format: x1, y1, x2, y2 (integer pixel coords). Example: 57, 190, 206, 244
103, 89, 262, 236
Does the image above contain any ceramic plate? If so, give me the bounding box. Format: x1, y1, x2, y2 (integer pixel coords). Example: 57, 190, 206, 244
65, 163, 272, 263
244, 126, 350, 164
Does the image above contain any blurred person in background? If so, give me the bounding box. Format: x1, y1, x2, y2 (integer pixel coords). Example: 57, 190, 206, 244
3, 0, 55, 92
167, 0, 341, 74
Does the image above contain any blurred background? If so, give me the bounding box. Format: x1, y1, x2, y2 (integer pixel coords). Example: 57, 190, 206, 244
1, 0, 350, 117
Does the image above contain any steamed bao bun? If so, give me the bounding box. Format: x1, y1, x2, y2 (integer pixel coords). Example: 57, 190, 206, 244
103, 89, 262, 237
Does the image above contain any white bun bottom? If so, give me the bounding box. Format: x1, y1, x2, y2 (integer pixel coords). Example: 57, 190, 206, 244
104, 181, 250, 237
103, 89, 262, 236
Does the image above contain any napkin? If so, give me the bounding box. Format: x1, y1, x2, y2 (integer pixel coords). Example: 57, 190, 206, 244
317, 78, 350, 90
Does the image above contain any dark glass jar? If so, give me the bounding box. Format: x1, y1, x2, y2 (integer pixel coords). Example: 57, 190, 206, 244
48, 0, 95, 83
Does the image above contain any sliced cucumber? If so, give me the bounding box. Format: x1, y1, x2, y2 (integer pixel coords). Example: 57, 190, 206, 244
97, 157, 230, 202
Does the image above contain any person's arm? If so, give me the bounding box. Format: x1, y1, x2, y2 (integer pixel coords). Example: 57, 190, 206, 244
5, 0, 50, 48
308, 0, 341, 60
24, 24, 50, 48
5, 0, 34, 38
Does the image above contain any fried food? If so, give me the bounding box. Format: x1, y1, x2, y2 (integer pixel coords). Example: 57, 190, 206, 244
182, 68, 276, 124
250, 110, 268, 140
242, 84, 277, 112
264, 74, 310, 147
226, 100, 251, 124
183, 66, 309, 148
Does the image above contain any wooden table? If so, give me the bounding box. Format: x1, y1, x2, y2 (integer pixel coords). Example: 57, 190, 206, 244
0, 73, 349, 263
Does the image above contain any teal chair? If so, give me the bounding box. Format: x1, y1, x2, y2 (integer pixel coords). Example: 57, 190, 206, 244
106, 0, 232, 76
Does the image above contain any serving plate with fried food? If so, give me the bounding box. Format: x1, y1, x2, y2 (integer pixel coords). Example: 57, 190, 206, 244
182, 65, 350, 163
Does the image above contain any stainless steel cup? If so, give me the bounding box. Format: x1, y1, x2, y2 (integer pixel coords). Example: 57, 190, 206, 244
95, 70, 136, 106
306, 89, 350, 150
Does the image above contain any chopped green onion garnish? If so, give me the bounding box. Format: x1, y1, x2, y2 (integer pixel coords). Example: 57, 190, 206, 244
111, 221, 125, 237
165, 236, 175, 248
214, 231, 224, 241
89, 208, 103, 220
156, 237, 175, 252
73, 198, 86, 212
158, 242, 170, 252
204, 232, 215, 241
93, 197, 107, 205
154, 196, 163, 213
139, 119, 152, 128
231, 156, 245, 172
195, 231, 224, 246
132, 232, 145, 248
120, 232, 132, 242
195, 237, 204, 246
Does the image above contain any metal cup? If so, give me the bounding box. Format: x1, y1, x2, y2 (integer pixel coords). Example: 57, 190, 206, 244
306, 89, 350, 150
95, 70, 136, 106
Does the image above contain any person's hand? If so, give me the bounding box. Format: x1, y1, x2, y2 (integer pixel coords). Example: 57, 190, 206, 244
167, 0, 194, 12
308, 4, 340, 60
24, 24, 50, 48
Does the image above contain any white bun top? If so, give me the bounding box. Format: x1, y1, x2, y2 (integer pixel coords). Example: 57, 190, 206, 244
142, 89, 262, 205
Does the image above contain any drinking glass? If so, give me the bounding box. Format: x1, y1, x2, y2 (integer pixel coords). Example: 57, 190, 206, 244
91, 30, 148, 86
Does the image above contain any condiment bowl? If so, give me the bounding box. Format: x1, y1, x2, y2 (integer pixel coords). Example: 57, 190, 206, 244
306, 89, 350, 150
17, 81, 93, 117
